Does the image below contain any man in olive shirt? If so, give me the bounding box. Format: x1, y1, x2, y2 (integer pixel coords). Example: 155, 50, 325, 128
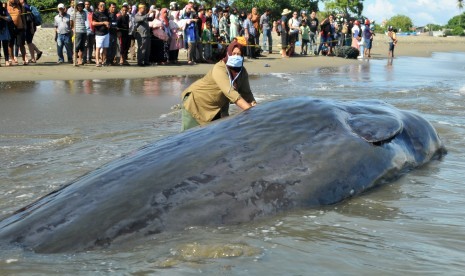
181, 41, 257, 131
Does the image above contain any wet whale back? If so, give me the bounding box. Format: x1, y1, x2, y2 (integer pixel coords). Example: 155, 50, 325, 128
0, 97, 446, 253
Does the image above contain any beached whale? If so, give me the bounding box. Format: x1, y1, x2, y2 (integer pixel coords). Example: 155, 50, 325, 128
0, 97, 446, 253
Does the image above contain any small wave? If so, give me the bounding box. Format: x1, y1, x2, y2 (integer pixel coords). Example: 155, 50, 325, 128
313, 83, 331, 91
0, 134, 79, 154
459, 85, 465, 95
268, 72, 291, 78
15, 193, 34, 199
387, 89, 410, 94
436, 121, 465, 127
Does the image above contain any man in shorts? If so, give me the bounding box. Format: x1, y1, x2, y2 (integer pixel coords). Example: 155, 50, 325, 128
280, 8, 291, 58
92, 1, 110, 67
70, 1, 87, 65
363, 19, 373, 58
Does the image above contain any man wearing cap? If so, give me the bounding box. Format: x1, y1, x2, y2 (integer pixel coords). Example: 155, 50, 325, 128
362, 19, 373, 58
54, 3, 73, 64
280, 8, 291, 58
70, 1, 88, 65
92, 1, 110, 67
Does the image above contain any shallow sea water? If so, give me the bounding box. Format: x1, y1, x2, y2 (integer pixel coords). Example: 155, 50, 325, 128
1, 53, 465, 275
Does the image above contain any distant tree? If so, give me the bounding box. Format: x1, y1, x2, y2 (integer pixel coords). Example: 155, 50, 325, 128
425, 24, 443, 31
323, 0, 364, 17
385, 14, 413, 32
231, 0, 320, 20
373, 23, 386, 34
234, 0, 279, 14
451, 25, 465, 35
446, 13, 465, 29
28, 0, 56, 9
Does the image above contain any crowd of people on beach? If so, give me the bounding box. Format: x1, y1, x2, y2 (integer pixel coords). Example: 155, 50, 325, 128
0, 0, 384, 68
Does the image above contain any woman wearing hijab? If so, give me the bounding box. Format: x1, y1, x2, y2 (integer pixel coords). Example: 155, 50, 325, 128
181, 40, 257, 131
150, 7, 169, 64
168, 10, 182, 64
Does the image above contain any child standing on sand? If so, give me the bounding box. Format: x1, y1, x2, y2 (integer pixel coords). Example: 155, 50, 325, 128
299, 21, 310, 55
202, 21, 213, 62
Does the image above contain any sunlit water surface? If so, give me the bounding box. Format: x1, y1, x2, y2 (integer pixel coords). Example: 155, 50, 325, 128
1, 53, 465, 275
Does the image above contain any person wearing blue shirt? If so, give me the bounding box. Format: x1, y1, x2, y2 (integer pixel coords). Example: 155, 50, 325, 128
243, 11, 257, 59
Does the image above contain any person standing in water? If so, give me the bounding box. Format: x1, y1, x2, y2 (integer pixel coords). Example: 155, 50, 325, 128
181, 39, 257, 131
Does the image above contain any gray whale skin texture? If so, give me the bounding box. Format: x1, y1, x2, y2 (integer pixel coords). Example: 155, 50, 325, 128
0, 97, 446, 253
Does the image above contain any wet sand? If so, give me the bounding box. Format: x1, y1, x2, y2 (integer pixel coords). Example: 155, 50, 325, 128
1, 28, 465, 82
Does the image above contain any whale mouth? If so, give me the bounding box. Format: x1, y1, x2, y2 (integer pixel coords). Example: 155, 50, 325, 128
347, 113, 403, 145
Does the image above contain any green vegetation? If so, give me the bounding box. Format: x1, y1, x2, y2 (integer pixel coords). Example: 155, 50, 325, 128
426, 24, 443, 31
323, 0, 364, 17
231, 0, 319, 20
385, 14, 413, 33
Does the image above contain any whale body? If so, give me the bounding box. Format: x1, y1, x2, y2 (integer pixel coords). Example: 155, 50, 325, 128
0, 97, 446, 253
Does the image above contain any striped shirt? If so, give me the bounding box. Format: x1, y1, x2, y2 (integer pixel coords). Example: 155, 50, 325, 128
71, 11, 88, 33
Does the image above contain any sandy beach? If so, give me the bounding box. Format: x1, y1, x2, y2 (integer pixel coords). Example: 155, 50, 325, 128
1, 28, 465, 82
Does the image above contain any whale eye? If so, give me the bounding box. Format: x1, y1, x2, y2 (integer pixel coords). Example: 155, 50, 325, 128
347, 114, 402, 145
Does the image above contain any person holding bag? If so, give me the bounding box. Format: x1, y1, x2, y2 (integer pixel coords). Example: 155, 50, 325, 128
7, 0, 28, 65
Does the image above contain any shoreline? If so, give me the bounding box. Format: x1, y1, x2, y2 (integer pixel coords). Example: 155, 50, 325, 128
1, 29, 465, 82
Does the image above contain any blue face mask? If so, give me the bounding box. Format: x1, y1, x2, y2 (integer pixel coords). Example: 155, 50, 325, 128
226, 54, 243, 68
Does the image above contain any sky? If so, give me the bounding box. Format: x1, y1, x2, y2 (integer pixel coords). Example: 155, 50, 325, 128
362, 0, 464, 26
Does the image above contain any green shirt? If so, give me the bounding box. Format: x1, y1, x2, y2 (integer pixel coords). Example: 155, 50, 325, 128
300, 26, 310, 40
202, 28, 212, 42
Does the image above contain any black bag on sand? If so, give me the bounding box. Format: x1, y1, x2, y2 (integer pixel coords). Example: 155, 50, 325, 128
333, 46, 359, 59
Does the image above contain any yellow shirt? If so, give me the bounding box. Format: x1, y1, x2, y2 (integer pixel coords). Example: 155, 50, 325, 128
182, 60, 255, 125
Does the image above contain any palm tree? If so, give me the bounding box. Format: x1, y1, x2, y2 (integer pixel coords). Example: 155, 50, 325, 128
459, 0, 464, 28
